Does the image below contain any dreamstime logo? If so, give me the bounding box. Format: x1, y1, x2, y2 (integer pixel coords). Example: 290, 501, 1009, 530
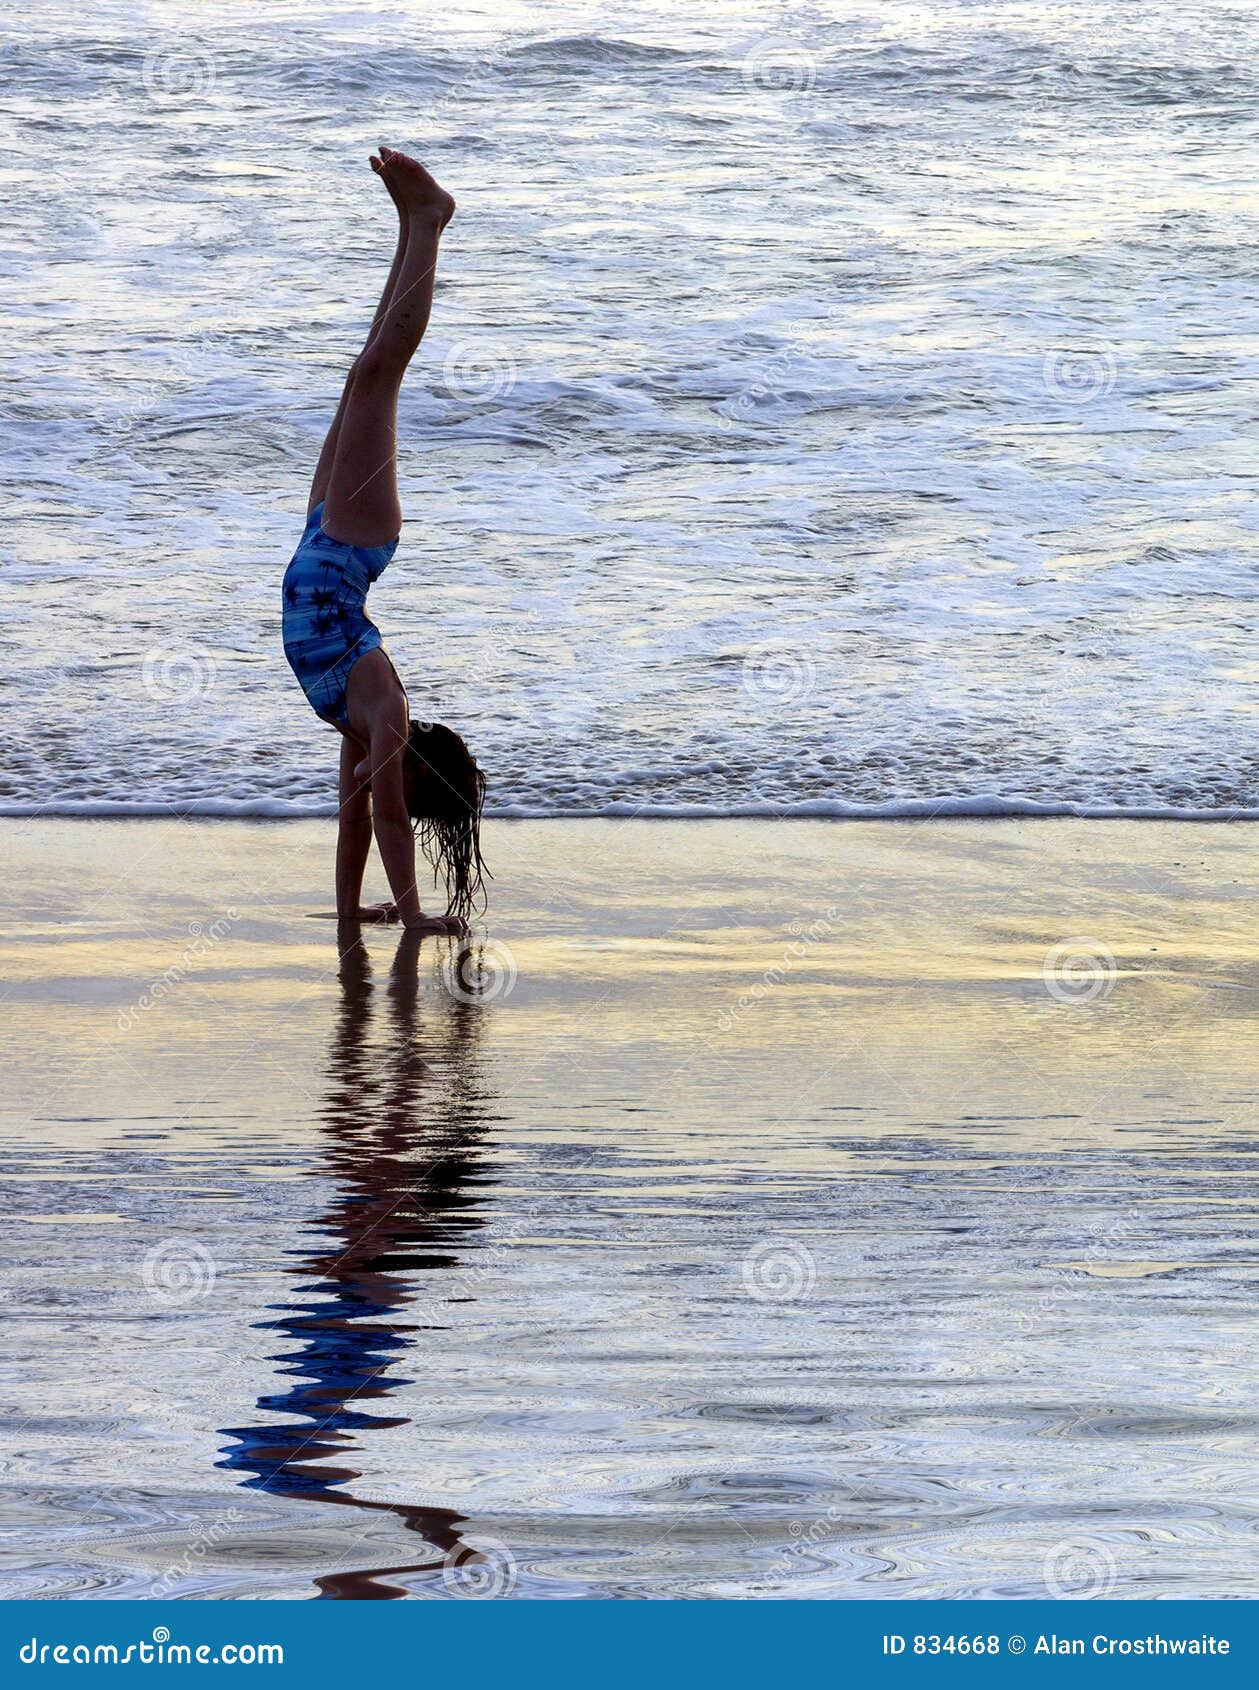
766, 1502, 846, 1580
741, 645, 817, 709
152, 1510, 244, 1597
427, 1202, 544, 1307
1043, 938, 1117, 1005
100, 387, 165, 444
716, 906, 841, 1031
168, 330, 227, 381
442, 1536, 518, 1598
1042, 347, 1117, 404
441, 939, 519, 1006
741, 1237, 817, 1303
142, 648, 218, 703
15, 1628, 285, 1669
719, 349, 797, 431
141, 1238, 217, 1304
117, 912, 238, 1031
1043, 1537, 1118, 1599
420, 43, 505, 129
741, 40, 818, 92
722, 379, 775, 427
442, 340, 517, 402
142, 42, 218, 103
98, 336, 220, 450
1013, 1204, 1140, 1335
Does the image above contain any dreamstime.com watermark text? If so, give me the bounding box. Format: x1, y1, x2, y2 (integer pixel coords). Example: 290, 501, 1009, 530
116, 912, 238, 1031
19, 1628, 282, 1668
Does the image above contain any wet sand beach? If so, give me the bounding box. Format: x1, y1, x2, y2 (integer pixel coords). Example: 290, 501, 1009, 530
2, 818, 1258, 1599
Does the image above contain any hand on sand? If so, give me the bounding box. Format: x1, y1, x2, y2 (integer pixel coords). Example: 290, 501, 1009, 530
334, 904, 466, 936
370, 147, 456, 229
404, 912, 469, 937
356, 902, 398, 923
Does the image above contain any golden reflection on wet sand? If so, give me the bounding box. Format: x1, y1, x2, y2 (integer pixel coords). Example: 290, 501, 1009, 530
2, 820, 1259, 1597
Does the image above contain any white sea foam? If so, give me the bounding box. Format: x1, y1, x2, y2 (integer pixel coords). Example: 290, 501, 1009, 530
3, 0, 1256, 819
5, 797, 1259, 824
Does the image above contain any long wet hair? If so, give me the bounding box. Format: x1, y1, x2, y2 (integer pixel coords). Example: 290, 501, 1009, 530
404, 719, 488, 922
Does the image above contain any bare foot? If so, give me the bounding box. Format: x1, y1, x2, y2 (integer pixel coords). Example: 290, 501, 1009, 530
373, 147, 456, 229
370, 153, 406, 218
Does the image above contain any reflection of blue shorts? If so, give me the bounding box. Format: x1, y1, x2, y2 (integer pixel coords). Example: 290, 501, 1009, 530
282, 502, 399, 727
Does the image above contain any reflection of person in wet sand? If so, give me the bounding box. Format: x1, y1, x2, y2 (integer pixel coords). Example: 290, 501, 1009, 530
219, 927, 494, 1599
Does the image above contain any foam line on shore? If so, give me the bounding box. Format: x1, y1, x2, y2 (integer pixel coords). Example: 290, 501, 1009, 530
4, 797, 1259, 823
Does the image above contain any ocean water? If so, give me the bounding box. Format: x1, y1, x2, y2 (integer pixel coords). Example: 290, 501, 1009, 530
2, 0, 1257, 818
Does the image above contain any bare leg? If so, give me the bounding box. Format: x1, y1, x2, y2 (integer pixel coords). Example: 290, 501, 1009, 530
320, 151, 454, 548
307, 156, 417, 516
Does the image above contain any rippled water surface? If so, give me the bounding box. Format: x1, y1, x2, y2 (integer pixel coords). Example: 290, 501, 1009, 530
3, 0, 1258, 816
3, 819, 1259, 1598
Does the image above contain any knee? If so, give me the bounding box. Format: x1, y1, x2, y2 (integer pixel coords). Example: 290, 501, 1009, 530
352, 346, 398, 390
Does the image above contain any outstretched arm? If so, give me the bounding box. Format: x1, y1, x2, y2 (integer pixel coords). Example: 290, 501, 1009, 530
367, 707, 428, 928
335, 733, 375, 917
367, 707, 468, 935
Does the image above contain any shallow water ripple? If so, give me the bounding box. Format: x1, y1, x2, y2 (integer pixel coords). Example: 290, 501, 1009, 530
2, 819, 1258, 1598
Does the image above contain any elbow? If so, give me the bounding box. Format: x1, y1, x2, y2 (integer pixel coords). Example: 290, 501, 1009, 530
372, 798, 412, 834
370, 770, 411, 830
